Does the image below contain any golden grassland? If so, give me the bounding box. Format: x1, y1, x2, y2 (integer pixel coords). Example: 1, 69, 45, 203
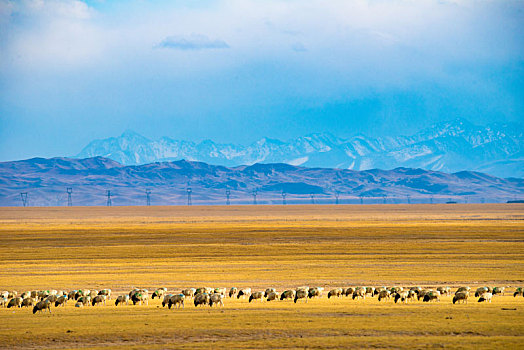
0, 204, 523, 349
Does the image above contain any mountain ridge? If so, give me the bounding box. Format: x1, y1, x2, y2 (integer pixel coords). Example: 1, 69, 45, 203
76, 119, 523, 178
0, 156, 521, 207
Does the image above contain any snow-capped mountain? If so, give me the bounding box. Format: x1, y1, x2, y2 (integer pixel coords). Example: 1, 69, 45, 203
77, 119, 523, 178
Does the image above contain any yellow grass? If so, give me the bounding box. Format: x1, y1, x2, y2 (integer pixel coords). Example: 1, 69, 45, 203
0, 204, 523, 349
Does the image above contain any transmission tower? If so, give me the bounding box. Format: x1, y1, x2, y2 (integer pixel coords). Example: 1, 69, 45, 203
430, 195, 434, 204
359, 195, 364, 205
310, 193, 315, 204
225, 188, 231, 205
335, 191, 339, 205
382, 194, 387, 204
67, 187, 73, 207
281, 191, 287, 205
187, 187, 192, 206
252, 189, 257, 205
146, 189, 151, 206
106, 190, 112, 207
20, 192, 28, 207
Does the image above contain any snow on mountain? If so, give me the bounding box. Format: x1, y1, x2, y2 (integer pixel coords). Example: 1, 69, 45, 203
76, 119, 524, 178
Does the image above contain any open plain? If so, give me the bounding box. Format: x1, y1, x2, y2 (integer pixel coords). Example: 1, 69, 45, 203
0, 204, 523, 349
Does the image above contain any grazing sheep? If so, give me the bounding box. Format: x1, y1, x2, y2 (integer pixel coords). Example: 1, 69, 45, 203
1, 291, 8, 300
327, 288, 343, 299
68, 290, 77, 300
492, 287, 504, 295
229, 287, 238, 298
152, 288, 167, 299
209, 293, 224, 307
0, 297, 6, 308
182, 288, 195, 299
168, 294, 185, 309
8, 291, 17, 299
437, 286, 451, 296
98, 289, 112, 300
478, 292, 492, 303
455, 287, 470, 295
77, 296, 91, 306
264, 288, 276, 298
378, 290, 391, 302
162, 294, 173, 307
249, 291, 264, 303
294, 289, 308, 303
237, 288, 252, 299
21, 297, 35, 308
308, 287, 322, 299
453, 291, 469, 304
394, 291, 410, 303
365, 287, 375, 296
344, 287, 355, 296
75, 301, 83, 308
280, 290, 296, 301
417, 289, 431, 301
389, 287, 403, 294
7, 297, 22, 308
266, 291, 279, 301
33, 300, 51, 314
194, 293, 210, 307
131, 293, 148, 306
475, 287, 489, 297
89, 290, 99, 299
214, 288, 227, 297
55, 295, 67, 307
423, 291, 440, 302
45, 295, 58, 304
92, 295, 106, 306
115, 295, 130, 306
352, 288, 366, 300
514, 287, 523, 297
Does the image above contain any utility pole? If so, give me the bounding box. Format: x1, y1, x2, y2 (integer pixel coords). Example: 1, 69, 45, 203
146, 189, 151, 206
281, 191, 287, 205
106, 190, 112, 207
67, 188, 73, 207
252, 189, 257, 205
187, 187, 192, 206
20, 192, 28, 207
226, 188, 231, 205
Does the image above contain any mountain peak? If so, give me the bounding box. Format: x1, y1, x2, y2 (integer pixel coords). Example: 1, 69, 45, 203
75, 120, 523, 178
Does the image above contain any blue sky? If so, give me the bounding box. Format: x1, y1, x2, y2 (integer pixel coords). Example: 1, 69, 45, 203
0, 0, 523, 161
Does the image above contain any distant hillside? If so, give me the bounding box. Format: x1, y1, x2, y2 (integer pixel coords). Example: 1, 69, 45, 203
77, 119, 523, 178
0, 157, 521, 206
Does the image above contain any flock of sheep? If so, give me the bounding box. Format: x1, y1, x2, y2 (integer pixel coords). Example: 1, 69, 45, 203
1, 285, 520, 314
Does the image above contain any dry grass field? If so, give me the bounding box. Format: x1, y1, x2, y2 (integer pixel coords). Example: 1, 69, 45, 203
0, 204, 523, 349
